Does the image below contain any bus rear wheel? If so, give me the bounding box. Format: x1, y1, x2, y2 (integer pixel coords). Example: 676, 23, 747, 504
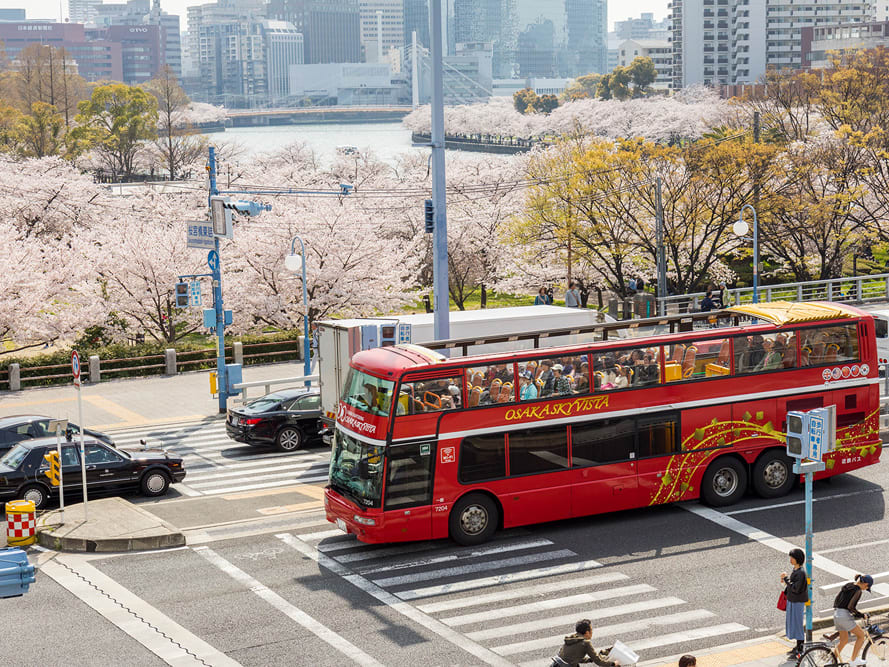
449, 493, 498, 546
701, 458, 747, 507
752, 451, 795, 499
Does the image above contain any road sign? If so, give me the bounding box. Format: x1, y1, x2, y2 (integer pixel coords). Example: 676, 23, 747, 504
188, 280, 202, 307
808, 412, 824, 460
208, 250, 219, 272
186, 222, 215, 249
71, 351, 81, 388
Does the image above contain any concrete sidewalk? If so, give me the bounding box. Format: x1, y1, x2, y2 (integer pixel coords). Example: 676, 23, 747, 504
0, 361, 306, 430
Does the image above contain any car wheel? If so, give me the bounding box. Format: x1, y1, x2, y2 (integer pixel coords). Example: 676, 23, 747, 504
20, 484, 49, 510
276, 426, 303, 452
701, 457, 748, 507
752, 451, 795, 499
449, 493, 499, 546
140, 470, 170, 497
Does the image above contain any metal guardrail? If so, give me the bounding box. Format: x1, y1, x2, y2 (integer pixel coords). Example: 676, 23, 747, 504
660, 273, 889, 314
232, 373, 318, 404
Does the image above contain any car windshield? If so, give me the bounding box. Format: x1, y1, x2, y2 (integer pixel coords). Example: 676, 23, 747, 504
341, 369, 395, 417
1, 444, 29, 469
328, 431, 385, 508
244, 394, 289, 412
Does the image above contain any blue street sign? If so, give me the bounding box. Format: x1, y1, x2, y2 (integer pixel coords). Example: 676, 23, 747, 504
808, 413, 824, 460
186, 222, 215, 249
207, 250, 219, 272
188, 281, 202, 308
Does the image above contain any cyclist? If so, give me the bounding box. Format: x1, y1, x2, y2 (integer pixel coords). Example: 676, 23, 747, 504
553, 619, 618, 666
833, 574, 874, 666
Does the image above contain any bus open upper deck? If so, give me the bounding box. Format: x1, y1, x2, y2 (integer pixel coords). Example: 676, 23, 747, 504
325, 302, 883, 545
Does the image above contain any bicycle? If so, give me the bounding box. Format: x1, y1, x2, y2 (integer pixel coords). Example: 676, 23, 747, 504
797, 614, 889, 666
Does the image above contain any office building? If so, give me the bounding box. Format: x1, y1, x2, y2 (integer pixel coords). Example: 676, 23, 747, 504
0, 22, 122, 81
565, 0, 607, 75
69, 0, 102, 24
266, 0, 360, 64
91, 0, 181, 79
403, 0, 429, 49
802, 20, 889, 68
614, 12, 670, 41
454, 0, 518, 77
0, 9, 27, 21
874, 2, 889, 20
86, 23, 164, 84
290, 62, 398, 103
618, 38, 672, 89
517, 19, 557, 77
359, 0, 404, 61
261, 20, 304, 102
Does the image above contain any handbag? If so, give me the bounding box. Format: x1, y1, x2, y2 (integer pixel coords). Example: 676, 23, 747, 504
777, 590, 787, 611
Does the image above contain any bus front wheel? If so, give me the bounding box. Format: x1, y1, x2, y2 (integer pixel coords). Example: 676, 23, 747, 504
701, 458, 747, 507
449, 493, 498, 546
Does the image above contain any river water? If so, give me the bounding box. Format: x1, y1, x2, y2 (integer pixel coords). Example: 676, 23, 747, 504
205, 121, 420, 164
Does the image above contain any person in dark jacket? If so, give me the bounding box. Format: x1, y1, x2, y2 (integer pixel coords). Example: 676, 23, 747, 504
700, 290, 717, 312
833, 573, 874, 665
556, 619, 617, 666
780, 548, 809, 659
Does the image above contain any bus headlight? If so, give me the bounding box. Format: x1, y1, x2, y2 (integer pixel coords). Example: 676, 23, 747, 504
353, 515, 376, 526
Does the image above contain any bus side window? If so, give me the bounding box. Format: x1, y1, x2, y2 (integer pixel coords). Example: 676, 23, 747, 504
459, 434, 505, 483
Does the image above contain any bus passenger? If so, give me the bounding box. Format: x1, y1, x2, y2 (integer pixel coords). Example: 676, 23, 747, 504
520, 371, 538, 400
539, 361, 555, 396
574, 374, 589, 394
552, 364, 572, 395
734, 336, 750, 372
614, 366, 631, 389
748, 335, 766, 368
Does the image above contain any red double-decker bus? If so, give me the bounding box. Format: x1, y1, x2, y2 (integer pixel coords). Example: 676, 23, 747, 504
325, 302, 882, 545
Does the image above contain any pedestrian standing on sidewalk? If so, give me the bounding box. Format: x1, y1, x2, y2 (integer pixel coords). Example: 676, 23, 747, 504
535, 287, 549, 305
565, 282, 580, 308
678, 657, 696, 667
781, 547, 808, 660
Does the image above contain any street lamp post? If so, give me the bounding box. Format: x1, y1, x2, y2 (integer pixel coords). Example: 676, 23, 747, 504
285, 236, 312, 387
733, 204, 759, 304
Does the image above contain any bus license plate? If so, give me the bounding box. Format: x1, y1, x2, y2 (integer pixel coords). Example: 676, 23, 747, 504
335, 518, 347, 533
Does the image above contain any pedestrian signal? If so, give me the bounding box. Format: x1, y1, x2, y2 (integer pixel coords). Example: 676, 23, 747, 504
786, 411, 806, 458
174, 282, 189, 308
424, 199, 434, 233
43, 451, 60, 486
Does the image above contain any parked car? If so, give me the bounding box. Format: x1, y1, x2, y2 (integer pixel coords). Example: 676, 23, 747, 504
0, 438, 186, 509
226, 389, 324, 452
0, 415, 114, 456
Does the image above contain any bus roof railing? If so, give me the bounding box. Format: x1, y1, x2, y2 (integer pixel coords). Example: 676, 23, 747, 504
420, 303, 866, 358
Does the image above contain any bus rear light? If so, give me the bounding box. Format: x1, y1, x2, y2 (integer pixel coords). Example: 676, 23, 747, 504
353, 515, 376, 526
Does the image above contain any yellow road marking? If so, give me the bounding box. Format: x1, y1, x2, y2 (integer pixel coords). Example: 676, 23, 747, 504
83, 395, 146, 425
0, 396, 76, 408
653, 640, 790, 667
256, 500, 320, 515
222, 483, 325, 501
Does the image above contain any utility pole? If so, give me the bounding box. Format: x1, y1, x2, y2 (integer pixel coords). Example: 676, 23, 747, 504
411, 31, 419, 109
430, 0, 449, 342
208, 146, 227, 414
656, 177, 667, 316
753, 110, 760, 208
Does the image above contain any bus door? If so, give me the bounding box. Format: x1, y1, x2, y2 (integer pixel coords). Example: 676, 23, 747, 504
382, 442, 435, 542
634, 411, 683, 502
569, 417, 639, 516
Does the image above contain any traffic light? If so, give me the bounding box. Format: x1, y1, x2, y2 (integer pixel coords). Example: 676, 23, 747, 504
175, 282, 189, 308
424, 199, 434, 233
0, 547, 36, 598
786, 411, 807, 458
43, 450, 60, 486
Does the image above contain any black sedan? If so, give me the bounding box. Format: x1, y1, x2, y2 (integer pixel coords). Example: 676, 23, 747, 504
0, 414, 114, 456
0, 438, 186, 509
226, 389, 324, 452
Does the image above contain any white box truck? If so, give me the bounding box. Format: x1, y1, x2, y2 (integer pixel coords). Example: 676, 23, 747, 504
316, 305, 616, 424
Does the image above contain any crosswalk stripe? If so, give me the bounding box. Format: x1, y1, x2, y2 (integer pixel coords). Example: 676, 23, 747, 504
416, 573, 630, 614
187, 463, 328, 484
372, 550, 577, 588
357, 539, 554, 576
181, 449, 326, 465
194, 475, 328, 495
298, 529, 348, 542
441, 584, 659, 627
395, 559, 603, 601
184, 454, 326, 474
332, 541, 441, 563
465, 597, 686, 642
625, 622, 749, 653
493, 609, 718, 656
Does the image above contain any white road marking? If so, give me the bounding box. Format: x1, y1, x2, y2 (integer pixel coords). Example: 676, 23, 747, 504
395, 559, 603, 601
332, 541, 441, 562
41, 556, 240, 667
724, 489, 882, 515
684, 505, 889, 598
187, 468, 327, 488
276, 532, 515, 667
182, 460, 324, 481
193, 475, 328, 495
819, 540, 889, 555
357, 538, 554, 575
298, 528, 348, 542
441, 584, 660, 627
416, 572, 629, 614
193, 546, 383, 667
465, 597, 687, 641
626, 623, 750, 653
371, 549, 577, 588
493, 609, 720, 656
821, 570, 889, 590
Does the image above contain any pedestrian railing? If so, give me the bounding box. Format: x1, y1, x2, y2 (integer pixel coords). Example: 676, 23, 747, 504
233, 374, 319, 404
658, 273, 889, 314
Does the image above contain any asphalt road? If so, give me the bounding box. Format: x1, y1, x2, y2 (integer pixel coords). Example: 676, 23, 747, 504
6, 450, 886, 667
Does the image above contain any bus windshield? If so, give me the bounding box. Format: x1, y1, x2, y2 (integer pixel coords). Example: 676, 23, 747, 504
329, 431, 385, 508
341, 369, 395, 417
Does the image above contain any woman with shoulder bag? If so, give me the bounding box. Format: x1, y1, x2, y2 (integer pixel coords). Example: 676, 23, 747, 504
780, 548, 808, 660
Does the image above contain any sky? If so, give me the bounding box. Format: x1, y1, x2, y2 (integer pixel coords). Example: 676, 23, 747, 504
2, 0, 671, 32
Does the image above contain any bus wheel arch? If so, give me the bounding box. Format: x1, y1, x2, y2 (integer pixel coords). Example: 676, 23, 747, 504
449, 491, 501, 546
751, 449, 795, 499
700, 455, 748, 506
